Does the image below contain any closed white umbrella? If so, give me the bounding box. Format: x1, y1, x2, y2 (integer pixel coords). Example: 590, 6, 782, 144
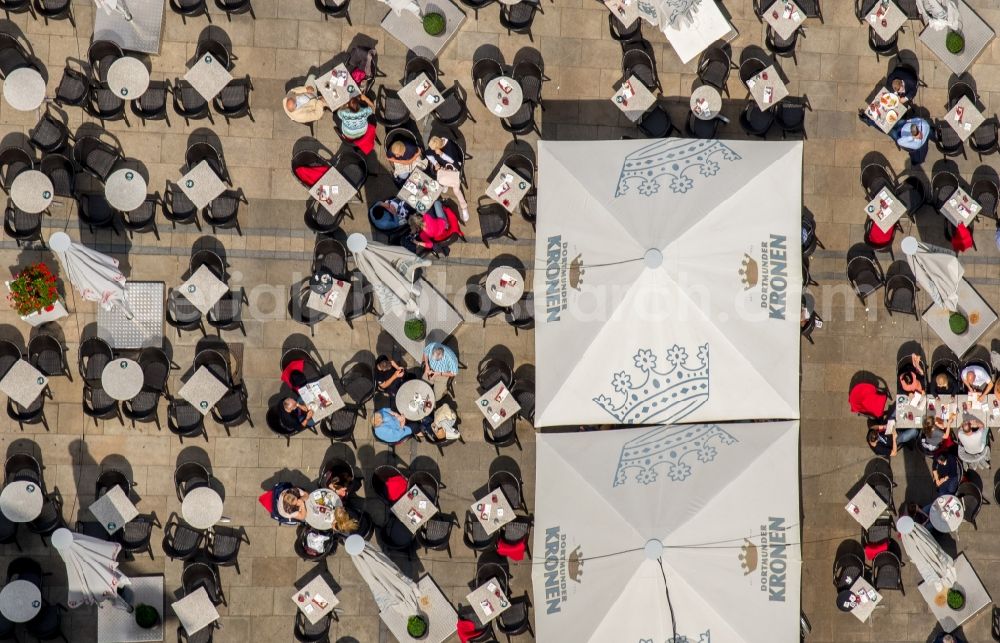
48, 232, 130, 313
52, 528, 131, 610
346, 233, 429, 316
93, 0, 132, 19
902, 236, 963, 312
917, 0, 961, 31
896, 516, 957, 587
344, 535, 422, 613
378, 0, 422, 17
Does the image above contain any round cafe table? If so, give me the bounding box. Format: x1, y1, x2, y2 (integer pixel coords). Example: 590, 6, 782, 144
0, 480, 43, 523
395, 378, 435, 421
485, 267, 525, 307
0, 579, 41, 623
3, 67, 46, 112
690, 85, 722, 121
9, 170, 54, 214
484, 76, 523, 118
181, 486, 224, 530
106, 57, 150, 99
305, 488, 342, 531
104, 168, 147, 212
928, 494, 964, 533
101, 359, 144, 401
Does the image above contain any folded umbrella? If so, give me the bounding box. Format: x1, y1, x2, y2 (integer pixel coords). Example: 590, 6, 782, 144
903, 236, 963, 312
344, 534, 422, 614
896, 516, 957, 586
346, 233, 429, 316
48, 232, 130, 313
52, 528, 131, 610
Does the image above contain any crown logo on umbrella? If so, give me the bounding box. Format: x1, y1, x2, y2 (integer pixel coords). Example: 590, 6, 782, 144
611, 422, 737, 486
615, 139, 741, 198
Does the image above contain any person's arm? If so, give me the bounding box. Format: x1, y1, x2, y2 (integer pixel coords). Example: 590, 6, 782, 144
301, 407, 314, 427
422, 354, 431, 377
889, 431, 899, 457
911, 353, 923, 374
985, 378, 995, 395
359, 94, 374, 108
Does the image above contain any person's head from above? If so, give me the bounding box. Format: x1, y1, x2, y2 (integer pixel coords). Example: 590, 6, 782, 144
284, 96, 297, 112
282, 397, 299, 413
376, 356, 393, 372
328, 469, 354, 495
923, 415, 938, 433
866, 429, 880, 448
910, 123, 922, 139
961, 420, 979, 434
372, 411, 384, 428
936, 452, 952, 466
964, 371, 980, 388
333, 506, 359, 532
940, 635, 957, 643
279, 489, 304, 514
390, 141, 408, 158
408, 214, 426, 234
901, 372, 914, 386
431, 347, 445, 361
345, 96, 362, 112
904, 501, 923, 516
428, 136, 446, 152
936, 373, 949, 390
891, 78, 905, 94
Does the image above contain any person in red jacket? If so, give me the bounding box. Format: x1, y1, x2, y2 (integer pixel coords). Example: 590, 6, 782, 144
408, 205, 463, 253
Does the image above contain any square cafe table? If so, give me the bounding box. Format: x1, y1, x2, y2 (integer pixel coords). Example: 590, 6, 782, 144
178, 161, 227, 211
939, 186, 982, 227
400, 73, 444, 120
848, 577, 882, 623
89, 486, 139, 535
920, 0, 995, 75
845, 484, 888, 529
315, 64, 361, 111
97, 575, 164, 642
184, 53, 233, 102
0, 360, 47, 408
945, 96, 985, 142
924, 280, 998, 357
298, 375, 345, 422
919, 554, 992, 632
397, 168, 442, 214
466, 578, 510, 625
894, 393, 928, 428
865, 0, 907, 41
864, 88, 908, 134
470, 488, 515, 536
179, 265, 229, 315
762, 0, 805, 41
97, 281, 164, 350
308, 166, 356, 216
178, 366, 231, 416
486, 165, 531, 213
747, 65, 788, 110
865, 187, 903, 233
611, 75, 655, 123
172, 587, 219, 636
476, 382, 521, 429
391, 485, 439, 534
306, 279, 351, 318
292, 576, 340, 625
380, 576, 457, 643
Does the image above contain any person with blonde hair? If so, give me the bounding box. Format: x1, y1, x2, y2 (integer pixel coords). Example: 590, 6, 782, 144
332, 506, 360, 534
426, 136, 470, 222
276, 486, 309, 524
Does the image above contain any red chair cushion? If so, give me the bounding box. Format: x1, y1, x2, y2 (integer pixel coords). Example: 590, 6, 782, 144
281, 359, 305, 389
849, 383, 888, 417
951, 223, 973, 252
385, 475, 408, 502
347, 124, 378, 155
497, 538, 526, 561
456, 619, 485, 643
294, 165, 329, 187
864, 540, 888, 561
866, 223, 894, 247
258, 490, 273, 512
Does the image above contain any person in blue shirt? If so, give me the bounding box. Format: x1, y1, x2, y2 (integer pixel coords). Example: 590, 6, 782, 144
371, 407, 415, 445
890, 118, 932, 165
422, 342, 458, 396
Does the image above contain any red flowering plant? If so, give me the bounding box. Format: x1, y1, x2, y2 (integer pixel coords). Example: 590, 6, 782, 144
8, 263, 59, 316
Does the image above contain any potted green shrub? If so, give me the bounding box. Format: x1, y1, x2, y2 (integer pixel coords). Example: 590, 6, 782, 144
423, 12, 446, 36
947, 588, 965, 611
949, 312, 968, 335
407, 614, 428, 639
946, 30, 965, 54
134, 604, 160, 629
404, 317, 427, 341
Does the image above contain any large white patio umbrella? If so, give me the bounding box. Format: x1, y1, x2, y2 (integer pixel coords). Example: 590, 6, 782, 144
896, 516, 957, 587
52, 528, 131, 610
93, 0, 132, 19
48, 232, 130, 313
531, 422, 801, 642
346, 233, 429, 316
533, 139, 802, 426
902, 236, 963, 312
344, 535, 421, 613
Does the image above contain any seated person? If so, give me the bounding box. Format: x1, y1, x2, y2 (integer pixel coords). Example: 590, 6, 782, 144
898, 353, 924, 394
426, 136, 469, 222
375, 354, 407, 397
422, 341, 459, 397
331, 506, 360, 535
387, 139, 425, 183
281, 397, 315, 430
961, 363, 994, 396
887, 64, 918, 103
369, 198, 412, 232
900, 501, 929, 527
372, 407, 416, 444
335, 95, 377, 154
919, 414, 952, 455
275, 485, 309, 524
408, 207, 463, 253
427, 399, 461, 441
931, 450, 961, 497
956, 416, 987, 456
866, 420, 918, 457
283, 76, 329, 124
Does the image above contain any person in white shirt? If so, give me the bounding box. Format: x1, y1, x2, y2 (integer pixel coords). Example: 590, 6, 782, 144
961, 364, 993, 396
956, 418, 987, 455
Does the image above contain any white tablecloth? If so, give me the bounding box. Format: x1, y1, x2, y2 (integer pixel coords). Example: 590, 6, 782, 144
662, 0, 733, 64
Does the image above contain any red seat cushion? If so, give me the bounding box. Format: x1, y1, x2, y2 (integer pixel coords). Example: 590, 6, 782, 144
258, 490, 273, 512
385, 475, 408, 502
294, 165, 329, 187
866, 223, 894, 247
864, 540, 888, 561
281, 359, 305, 389
951, 223, 973, 252
849, 383, 888, 417
347, 124, 378, 155
497, 538, 526, 561
456, 619, 485, 643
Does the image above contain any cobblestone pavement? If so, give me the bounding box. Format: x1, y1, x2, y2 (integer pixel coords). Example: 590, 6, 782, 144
4, 0, 1000, 641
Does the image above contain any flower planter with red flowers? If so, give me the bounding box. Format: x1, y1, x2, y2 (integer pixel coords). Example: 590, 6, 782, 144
6, 263, 68, 327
